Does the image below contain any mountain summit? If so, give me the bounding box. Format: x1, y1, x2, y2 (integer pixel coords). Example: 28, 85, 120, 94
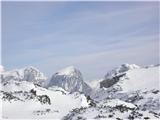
105, 63, 140, 79
55, 66, 80, 76
23, 66, 47, 85
47, 66, 92, 94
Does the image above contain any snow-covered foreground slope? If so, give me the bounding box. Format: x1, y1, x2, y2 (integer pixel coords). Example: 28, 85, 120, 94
0, 80, 89, 119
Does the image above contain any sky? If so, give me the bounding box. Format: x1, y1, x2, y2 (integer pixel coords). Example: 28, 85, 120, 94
1, 1, 159, 81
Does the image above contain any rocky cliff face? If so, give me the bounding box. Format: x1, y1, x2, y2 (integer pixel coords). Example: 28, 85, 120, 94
47, 66, 92, 95
23, 66, 47, 86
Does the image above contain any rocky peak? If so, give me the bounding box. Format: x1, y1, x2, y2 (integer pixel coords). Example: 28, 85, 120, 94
55, 66, 82, 78
47, 66, 91, 95
105, 63, 140, 79
23, 66, 47, 82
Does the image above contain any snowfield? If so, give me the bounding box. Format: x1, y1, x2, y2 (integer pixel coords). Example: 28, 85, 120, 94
118, 66, 159, 92
0, 64, 159, 119
1, 80, 89, 119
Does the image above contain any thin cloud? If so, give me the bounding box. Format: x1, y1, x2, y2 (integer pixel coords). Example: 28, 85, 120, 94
2, 2, 159, 80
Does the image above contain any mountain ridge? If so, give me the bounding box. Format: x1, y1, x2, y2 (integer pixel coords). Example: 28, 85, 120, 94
0, 64, 159, 119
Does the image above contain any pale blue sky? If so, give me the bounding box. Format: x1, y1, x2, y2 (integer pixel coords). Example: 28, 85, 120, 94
2, 2, 159, 80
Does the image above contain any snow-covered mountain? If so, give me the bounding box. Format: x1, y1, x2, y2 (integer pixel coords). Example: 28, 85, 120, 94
47, 66, 92, 95
92, 64, 159, 100
80, 64, 160, 119
0, 65, 91, 119
23, 66, 47, 86
99, 64, 158, 91
64, 64, 160, 119
1, 66, 47, 86
104, 63, 140, 79
0, 64, 159, 119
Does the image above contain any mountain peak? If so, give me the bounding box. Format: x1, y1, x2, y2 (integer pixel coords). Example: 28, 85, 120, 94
120, 63, 140, 70
23, 66, 40, 71
47, 66, 92, 94
56, 66, 80, 76
105, 63, 140, 79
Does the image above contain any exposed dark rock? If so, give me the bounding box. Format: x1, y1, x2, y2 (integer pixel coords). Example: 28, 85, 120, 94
100, 73, 126, 88
144, 117, 150, 119
86, 96, 96, 107
114, 104, 135, 112
108, 114, 113, 118
152, 90, 159, 94
2, 91, 23, 102
116, 118, 122, 120
30, 89, 36, 96
37, 95, 51, 105
94, 114, 107, 119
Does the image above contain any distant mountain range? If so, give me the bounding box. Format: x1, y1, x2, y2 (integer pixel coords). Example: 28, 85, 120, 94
0, 64, 159, 119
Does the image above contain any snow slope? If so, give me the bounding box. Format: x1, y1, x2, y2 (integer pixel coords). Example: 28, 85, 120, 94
92, 65, 160, 101
117, 66, 159, 92
1, 80, 89, 119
